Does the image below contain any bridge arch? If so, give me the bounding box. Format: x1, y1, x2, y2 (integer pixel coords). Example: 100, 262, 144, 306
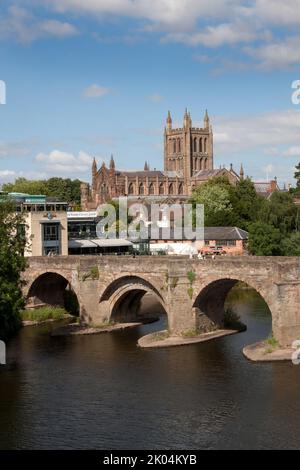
99, 275, 168, 324
193, 277, 273, 332
26, 272, 79, 315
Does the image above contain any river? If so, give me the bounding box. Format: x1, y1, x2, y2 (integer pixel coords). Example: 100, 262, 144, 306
0, 287, 300, 450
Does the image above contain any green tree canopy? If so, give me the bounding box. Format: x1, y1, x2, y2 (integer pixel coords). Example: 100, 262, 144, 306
0, 199, 27, 339
248, 222, 282, 256
260, 191, 298, 235
229, 178, 265, 230
2, 177, 82, 204
281, 232, 300, 256
190, 177, 237, 226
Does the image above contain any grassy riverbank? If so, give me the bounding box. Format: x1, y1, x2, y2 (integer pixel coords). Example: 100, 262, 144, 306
21, 307, 68, 322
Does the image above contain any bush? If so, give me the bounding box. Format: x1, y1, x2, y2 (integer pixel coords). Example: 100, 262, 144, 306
21, 307, 66, 322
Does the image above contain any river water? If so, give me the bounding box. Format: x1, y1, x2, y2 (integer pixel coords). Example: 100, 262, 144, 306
0, 287, 300, 450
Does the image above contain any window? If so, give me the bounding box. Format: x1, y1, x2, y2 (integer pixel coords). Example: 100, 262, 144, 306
173, 139, 176, 153
178, 183, 183, 195
169, 183, 174, 195
204, 138, 207, 154
42, 223, 61, 256
149, 183, 155, 195
159, 183, 164, 195
139, 183, 144, 195
43, 224, 59, 241
178, 138, 181, 153
193, 137, 197, 152
215, 240, 236, 246
199, 138, 203, 153
128, 183, 134, 195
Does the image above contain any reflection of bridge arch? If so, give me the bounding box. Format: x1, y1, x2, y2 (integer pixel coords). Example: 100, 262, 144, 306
99, 275, 168, 323
193, 277, 273, 330
27, 272, 79, 312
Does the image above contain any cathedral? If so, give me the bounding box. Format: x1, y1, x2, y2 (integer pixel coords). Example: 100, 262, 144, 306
81, 110, 243, 210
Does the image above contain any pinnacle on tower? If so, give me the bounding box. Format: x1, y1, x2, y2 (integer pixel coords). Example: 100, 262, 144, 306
166, 110, 172, 131
240, 163, 244, 180
184, 108, 190, 128
204, 109, 210, 129
144, 161, 149, 171
110, 154, 115, 169
92, 157, 97, 171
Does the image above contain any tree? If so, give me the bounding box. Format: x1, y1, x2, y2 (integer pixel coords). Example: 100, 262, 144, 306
261, 191, 298, 236
281, 232, 300, 256
0, 198, 27, 339
230, 178, 265, 230
2, 177, 46, 195
190, 177, 237, 226
2, 177, 82, 204
294, 162, 300, 182
248, 222, 282, 256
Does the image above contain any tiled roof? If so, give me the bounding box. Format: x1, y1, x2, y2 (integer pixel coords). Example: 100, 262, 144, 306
203, 226, 249, 240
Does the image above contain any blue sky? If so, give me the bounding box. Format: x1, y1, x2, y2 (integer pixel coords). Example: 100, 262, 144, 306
1, 0, 300, 187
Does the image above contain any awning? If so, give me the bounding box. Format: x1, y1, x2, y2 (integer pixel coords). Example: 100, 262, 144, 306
91, 238, 133, 248
68, 239, 98, 249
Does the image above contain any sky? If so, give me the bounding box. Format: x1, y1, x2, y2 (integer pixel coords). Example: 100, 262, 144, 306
1, 0, 300, 187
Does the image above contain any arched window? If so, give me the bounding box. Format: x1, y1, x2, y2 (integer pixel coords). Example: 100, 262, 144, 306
128, 182, 134, 195
178, 183, 183, 195
159, 183, 164, 195
199, 138, 203, 153
139, 183, 144, 195
148, 183, 155, 195
169, 183, 174, 195
178, 138, 181, 153
204, 138, 207, 154
173, 139, 176, 153
204, 158, 208, 170
199, 158, 203, 171
193, 137, 197, 153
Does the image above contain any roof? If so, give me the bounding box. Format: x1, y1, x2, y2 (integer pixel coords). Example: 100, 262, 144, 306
150, 226, 248, 241
203, 227, 249, 240
68, 238, 133, 249
193, 169, 228, 179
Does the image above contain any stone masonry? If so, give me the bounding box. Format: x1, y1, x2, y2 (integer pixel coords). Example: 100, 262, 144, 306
23, 256, 300, 347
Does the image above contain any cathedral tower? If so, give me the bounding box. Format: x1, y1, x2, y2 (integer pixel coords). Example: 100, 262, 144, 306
164, 109, 213, 187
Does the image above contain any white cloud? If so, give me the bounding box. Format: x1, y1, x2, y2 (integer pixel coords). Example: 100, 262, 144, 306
0, 138, 38, 158
39, 19, 78, 37
0, 170, 16, 178
0, 5, 78, 43
148, 93, 164, 103
283, 146, 300, 157
35, 150, 95, 173
245, 0, 300, 27
51, 0, 235, 32
213, 109, 300, 155
84, 84, 111, 98
164, 22, 258, 47
245, 35, 300, 70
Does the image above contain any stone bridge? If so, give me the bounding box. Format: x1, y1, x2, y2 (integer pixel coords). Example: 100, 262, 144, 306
23, 256, 300, 346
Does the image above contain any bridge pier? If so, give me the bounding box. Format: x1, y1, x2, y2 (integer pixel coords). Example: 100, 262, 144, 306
167, 267, 196, 334
272, 281, 300, 347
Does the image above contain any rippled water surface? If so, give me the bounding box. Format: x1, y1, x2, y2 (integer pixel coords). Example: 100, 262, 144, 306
1, 288, 300, 450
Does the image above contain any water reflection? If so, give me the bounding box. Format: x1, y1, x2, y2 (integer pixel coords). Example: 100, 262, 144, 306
1, 287, 300, 450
